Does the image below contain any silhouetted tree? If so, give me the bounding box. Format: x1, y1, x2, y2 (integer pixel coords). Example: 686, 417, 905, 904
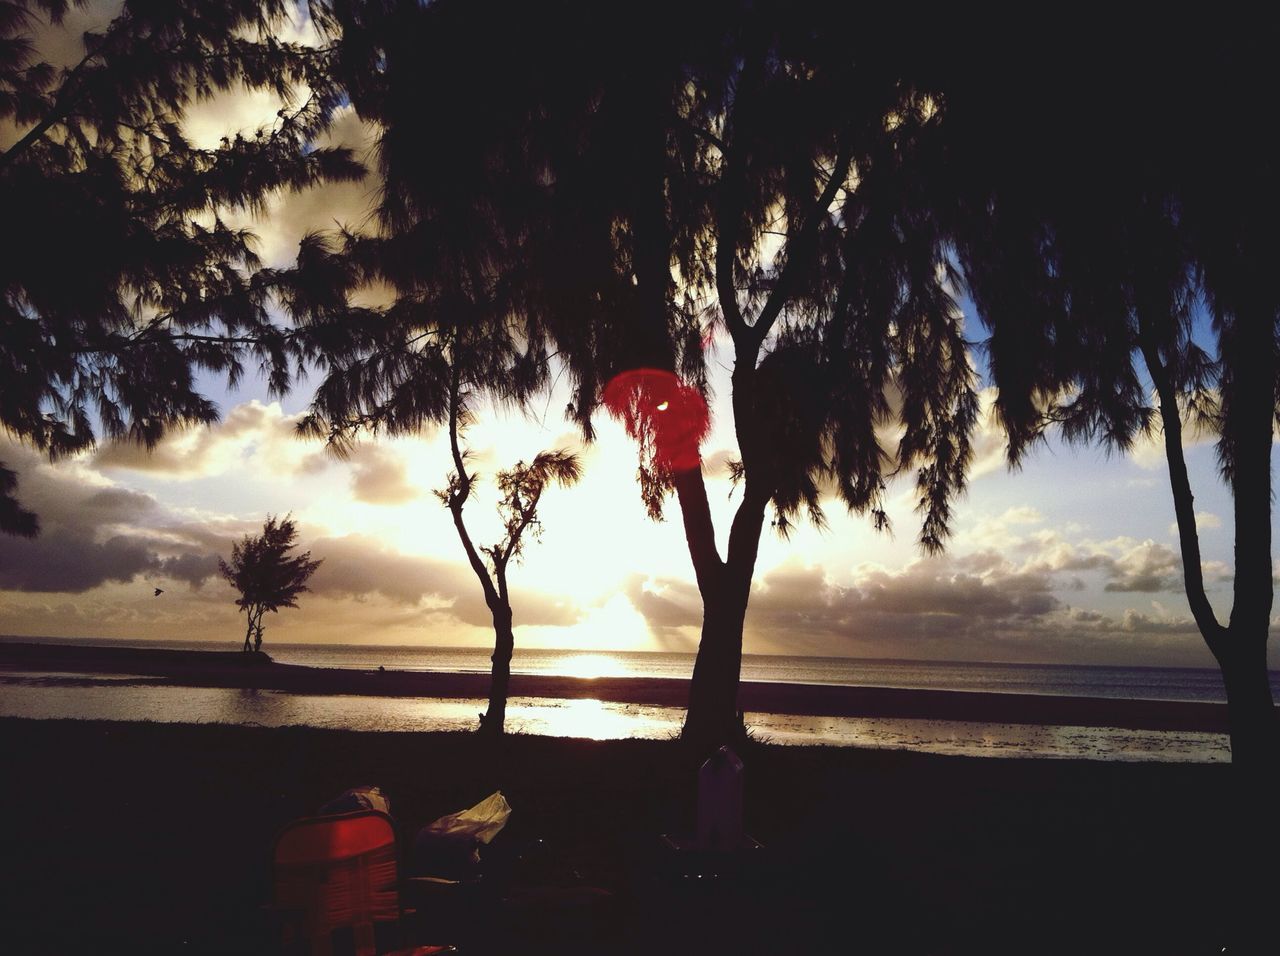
0, 0, 362, 532
933, 24, 1278, 947
218, 514, 322, 652
935, 21, 1279, 775
317, 0, 976, 754
438, 375, 581, 736
300, 282, 581, 733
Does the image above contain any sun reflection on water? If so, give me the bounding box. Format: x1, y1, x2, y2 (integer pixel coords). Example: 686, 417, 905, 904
506, 697, 673, 740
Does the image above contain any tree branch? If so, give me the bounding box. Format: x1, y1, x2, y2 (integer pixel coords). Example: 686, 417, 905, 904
673, 112, 727, 154
444, 363, 500, 610
0, 33, 106, 170
712, 48, 767, 346
747, 143, 853, 350
672, 465, 724, 597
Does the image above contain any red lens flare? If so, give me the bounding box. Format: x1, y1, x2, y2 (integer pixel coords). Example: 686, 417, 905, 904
602, 368, 710, 473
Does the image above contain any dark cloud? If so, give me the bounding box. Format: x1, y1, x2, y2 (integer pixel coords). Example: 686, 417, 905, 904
622, 573, 702, 630
0, 442, 196, 592
0, 441, 245, 594
159, 552, 222, 588
2, 437, 580, 633
611, 552, 1210, 666
0, 530, 161, 592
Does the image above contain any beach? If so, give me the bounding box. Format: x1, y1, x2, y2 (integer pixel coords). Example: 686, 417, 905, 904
0, 642, 1269, 953
0, 717, 1245, 955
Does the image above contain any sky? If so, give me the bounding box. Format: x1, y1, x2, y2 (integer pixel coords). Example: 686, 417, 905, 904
1, 4, 1274, 668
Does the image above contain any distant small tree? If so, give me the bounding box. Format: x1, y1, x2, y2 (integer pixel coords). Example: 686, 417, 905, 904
218, 515, 322, 652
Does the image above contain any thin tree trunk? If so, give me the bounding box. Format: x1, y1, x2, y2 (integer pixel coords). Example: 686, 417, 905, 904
243, 610, 256, 652
481, 604, 515, 736
1140, 324, 1277, 771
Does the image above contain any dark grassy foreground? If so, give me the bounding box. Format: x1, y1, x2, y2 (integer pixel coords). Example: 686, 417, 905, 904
0, 717, 1245, 954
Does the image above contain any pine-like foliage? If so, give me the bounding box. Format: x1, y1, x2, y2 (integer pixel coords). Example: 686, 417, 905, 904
217, 514, 321, 651
307, 0, 975, 551
1, 0, 364, 532
935, 18, 1280, 783
301, 0, 979, 747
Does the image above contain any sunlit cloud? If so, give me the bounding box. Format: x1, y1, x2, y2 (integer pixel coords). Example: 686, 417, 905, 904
347, 444, 420, 505
1169, 512, 1222, 537
95, 401, 327, 478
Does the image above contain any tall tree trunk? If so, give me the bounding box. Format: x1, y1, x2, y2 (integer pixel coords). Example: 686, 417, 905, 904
1220, 303, 1276, 774
678, 464, 769, 754
481, 603, 515, 736
1143, 309, 1278, 951
1218, 627, 1277, 774
682, 567, 753, 752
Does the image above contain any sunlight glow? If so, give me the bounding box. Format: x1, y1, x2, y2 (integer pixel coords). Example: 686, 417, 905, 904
554, 653, 632, 679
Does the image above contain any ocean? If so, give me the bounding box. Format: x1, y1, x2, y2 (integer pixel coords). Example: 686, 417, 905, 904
2, 637, 1270, 763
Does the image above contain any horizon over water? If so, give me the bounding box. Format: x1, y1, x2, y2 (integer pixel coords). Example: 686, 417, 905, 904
3, 633, 1274, 704
1, 634, 1271, 762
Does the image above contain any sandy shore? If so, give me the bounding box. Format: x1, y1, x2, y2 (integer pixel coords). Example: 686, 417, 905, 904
0, 640, 1234, 732
0, 716, 1255, 954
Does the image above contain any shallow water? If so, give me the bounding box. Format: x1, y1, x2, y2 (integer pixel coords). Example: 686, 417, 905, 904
0, 673, 1231, 762
9, 637, 1271, 703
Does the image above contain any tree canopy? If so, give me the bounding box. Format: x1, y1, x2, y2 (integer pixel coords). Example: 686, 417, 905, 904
0, 0, 363, 532
303, 0, 977, 749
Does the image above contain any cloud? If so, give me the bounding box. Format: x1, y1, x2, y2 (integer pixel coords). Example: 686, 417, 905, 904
1128, 413, 1217, 470
731, 556, 1210, 664
0, 529, 166, 592
1005, 528, 1191, 595
1101, 540, 1183, 593
959, 505, 1045, 550
94, 400, 328, 478
0, 441, 227, 593
1168, 512, 1222, 537
305, 534, 580, 629
348, 444, 420, 505
218, 106, 383, 267
1, 436, 582, 640
622, 573, 702, 633
967, 387, 1014, 480
94, 400, 432, 510
622, 553, 1067, 660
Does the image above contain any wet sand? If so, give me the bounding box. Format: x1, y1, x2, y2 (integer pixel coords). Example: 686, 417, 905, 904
0, 641, 1233, 732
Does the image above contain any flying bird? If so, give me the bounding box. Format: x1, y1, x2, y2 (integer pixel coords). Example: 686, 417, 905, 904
153, 588, 164, 597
